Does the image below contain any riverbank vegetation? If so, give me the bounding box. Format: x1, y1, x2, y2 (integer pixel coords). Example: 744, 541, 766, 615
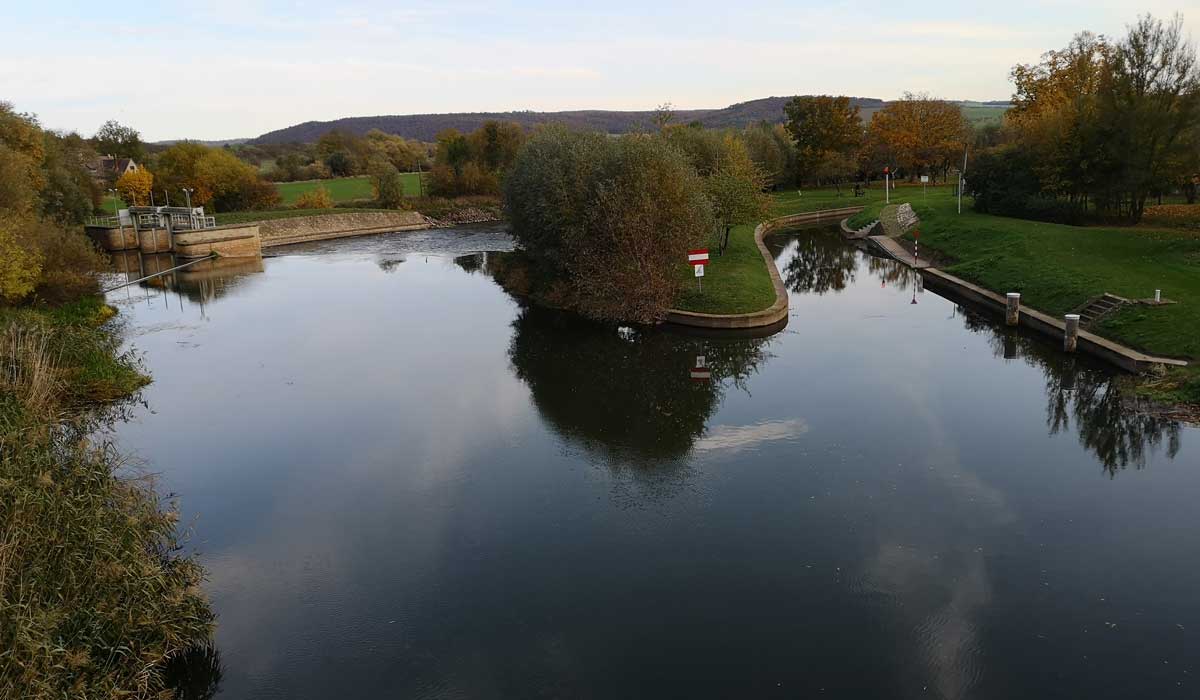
503, 128, 715, 322
2, 103, 217, 697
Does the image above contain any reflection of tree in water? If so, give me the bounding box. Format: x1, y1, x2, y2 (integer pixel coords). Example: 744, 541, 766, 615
774, 229, 859, 294
162, 645, 224, 700
377, 256, 406, 272
959, 310, 1182, 476
770, 227, 919, 295
506, 304, 773, 483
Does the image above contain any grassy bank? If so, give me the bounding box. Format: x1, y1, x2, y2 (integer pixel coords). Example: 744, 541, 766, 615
673, 185, 889, 314
275, 173, 423, 205
672, 184, 1199, 404
0, 297, 216, 697
889, 194, 1200, 403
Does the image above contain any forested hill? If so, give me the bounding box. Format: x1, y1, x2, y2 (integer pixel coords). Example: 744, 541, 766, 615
250, 97, 1008, 144
247, 97, 865, 144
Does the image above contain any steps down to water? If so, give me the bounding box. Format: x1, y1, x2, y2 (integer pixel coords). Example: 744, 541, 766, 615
1075, 293, 1129, 327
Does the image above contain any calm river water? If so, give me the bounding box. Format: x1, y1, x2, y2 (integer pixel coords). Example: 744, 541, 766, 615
105, 224, 1198, 699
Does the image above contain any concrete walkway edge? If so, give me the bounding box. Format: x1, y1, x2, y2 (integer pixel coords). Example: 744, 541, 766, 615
866, 229, 1188, 373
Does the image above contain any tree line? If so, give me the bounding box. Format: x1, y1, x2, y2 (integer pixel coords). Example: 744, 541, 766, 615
973, 13, 1198, 223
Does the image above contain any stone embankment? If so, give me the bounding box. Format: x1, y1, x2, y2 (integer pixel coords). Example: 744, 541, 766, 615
257, 211, 430, 247
426, 207, 503, 227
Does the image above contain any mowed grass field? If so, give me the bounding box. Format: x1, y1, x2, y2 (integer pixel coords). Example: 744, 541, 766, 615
275, 173, 423, 205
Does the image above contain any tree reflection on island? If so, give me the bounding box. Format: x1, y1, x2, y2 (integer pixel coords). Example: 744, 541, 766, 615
505, 304, 775, 479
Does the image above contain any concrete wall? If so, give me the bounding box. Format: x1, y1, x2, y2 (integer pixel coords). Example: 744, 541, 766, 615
174, 225, 262, 258
86, 226, 139, 252
256, 211, 429, 247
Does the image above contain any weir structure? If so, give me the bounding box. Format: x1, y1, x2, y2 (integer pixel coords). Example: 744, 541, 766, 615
86, 206, 261, 258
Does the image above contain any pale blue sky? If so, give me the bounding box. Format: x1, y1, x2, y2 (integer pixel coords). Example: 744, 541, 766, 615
2, 1, 1194, 140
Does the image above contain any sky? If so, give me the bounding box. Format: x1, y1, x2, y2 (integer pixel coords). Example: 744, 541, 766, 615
2, 1, 1195, 141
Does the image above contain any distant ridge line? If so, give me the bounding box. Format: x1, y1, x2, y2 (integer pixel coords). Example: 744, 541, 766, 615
248, 96, 1010, 144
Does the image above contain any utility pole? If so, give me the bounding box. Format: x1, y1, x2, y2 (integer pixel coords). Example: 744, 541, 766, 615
958, 144, 968, 214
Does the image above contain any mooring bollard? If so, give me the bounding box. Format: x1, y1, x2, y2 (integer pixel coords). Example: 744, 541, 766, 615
1006, 293, 1021, 326
1155, 289, 1162, 303
1064, 314, 1080, 353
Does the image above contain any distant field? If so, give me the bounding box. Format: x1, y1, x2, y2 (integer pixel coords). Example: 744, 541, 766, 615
275, 174, 423, 204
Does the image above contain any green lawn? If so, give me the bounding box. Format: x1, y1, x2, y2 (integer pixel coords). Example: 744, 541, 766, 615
673, 183, 915, 314
275, 173, 423, 205
674, 185, 1200, 402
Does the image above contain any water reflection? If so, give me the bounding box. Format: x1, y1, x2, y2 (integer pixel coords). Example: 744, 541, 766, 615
959, 306, 1183, 475
506, 304, 774, 470
163, 645, 224, 700
770, 227, 919, 294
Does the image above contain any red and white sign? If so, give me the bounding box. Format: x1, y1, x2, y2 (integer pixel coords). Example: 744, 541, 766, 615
688, 249, 709, 266
690, 355, 710, 381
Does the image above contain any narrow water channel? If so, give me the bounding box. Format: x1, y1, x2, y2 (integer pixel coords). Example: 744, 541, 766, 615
105, 224, 1198, 699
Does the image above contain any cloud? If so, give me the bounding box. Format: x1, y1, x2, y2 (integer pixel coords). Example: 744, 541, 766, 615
694, 418, 809, 452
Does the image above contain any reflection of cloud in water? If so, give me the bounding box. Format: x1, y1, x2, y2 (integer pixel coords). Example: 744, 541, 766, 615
695, 419, 809, 453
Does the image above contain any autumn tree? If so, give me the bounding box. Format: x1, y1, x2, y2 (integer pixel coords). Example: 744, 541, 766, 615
155, 142, 280, 211
1103, 13, 1200, 220
115, 168, 154, 206
294, 186, 334, 209
429, 122, 522, 196
93, 119, 144, 161
784, 95, 863, 187
0, 102, 104, 302
987, 14, 1199, 222
867, 93, 969, 181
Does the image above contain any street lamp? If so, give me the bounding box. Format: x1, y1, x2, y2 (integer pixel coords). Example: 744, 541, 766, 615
182, 188, 194, 209
107, 188, 120, 212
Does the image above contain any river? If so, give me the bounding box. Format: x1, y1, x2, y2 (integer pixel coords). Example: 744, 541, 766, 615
104, 223, 1198, 699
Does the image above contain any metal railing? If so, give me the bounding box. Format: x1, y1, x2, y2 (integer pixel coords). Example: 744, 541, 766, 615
85, 212, 218, 230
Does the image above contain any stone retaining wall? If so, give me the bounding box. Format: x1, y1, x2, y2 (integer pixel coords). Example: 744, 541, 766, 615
256, 211, 429, 247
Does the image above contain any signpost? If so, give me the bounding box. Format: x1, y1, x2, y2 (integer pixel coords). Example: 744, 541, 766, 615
690, 355, 711, 382
920, 174, 929, 201
689, 248, 709, 292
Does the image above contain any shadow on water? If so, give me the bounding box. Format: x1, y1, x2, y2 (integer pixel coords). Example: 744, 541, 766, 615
958, 309, 1182, 475
162, 645, 224, 700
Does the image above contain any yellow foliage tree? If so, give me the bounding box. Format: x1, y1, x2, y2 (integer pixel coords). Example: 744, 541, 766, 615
868, 93, 969, 180
294, 186, 333, 209
115, 168, 153, 207
0, 216, 45, 302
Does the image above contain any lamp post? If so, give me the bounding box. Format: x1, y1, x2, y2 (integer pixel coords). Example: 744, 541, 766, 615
182, 188, 194, 209
107, 188, 120, 212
